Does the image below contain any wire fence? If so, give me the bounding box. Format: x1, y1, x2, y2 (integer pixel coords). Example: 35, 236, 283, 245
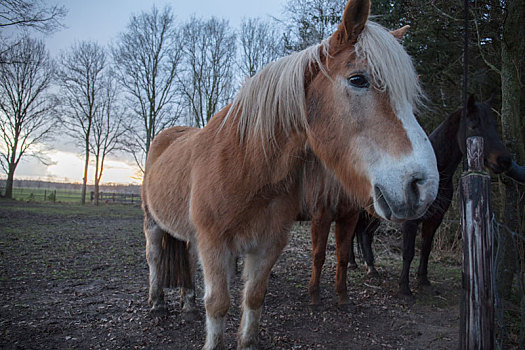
493, 216, 525, 349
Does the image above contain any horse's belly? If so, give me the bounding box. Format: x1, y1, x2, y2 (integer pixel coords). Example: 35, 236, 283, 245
144, 151, 195, 242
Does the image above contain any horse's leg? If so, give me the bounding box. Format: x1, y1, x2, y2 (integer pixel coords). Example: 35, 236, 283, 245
334, 212, 359, 305
362, 217, 379, 276
200, 244, 234, 350
307, 209, 332, 306
181, 242, 199, 320
144, 213, 167, 313
348, 230, 358, 269
398, 220, 419, 296
356, 213, 379, 276
417, 215, 443, 287
238, 237, 288, 350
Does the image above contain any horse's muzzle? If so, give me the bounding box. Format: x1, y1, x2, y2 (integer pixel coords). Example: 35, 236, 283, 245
374, 174, 438, 222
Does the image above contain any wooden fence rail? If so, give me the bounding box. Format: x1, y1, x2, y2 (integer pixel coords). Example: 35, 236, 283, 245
459, 136, 494, 349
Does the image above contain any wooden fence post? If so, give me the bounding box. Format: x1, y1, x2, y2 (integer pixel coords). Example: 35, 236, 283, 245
459, 136, 494, 349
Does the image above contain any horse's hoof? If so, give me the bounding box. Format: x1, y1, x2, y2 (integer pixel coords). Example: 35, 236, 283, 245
237, 338, 258, 350
367, 266, 379, 277
150, 303, 168, 314
182, 309, 201, 321
337, 294, 349, 307
397, 285, 412, 297
308, 290, 321, 308
202, 343, 226, 350
309, 301, 322, 311
337, 299, 352, 311
417, 277, 431, 287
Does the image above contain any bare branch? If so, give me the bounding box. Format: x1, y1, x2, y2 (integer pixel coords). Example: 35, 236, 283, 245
113, 6, 183, 171
0, 36, 57, 198
0, 0, 67, 34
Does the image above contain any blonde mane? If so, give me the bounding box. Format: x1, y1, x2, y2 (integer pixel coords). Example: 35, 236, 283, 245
223, 41, 329, 150
223, 21, 422, 149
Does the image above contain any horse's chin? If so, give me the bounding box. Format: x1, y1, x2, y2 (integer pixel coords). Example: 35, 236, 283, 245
372, 185, 432, 222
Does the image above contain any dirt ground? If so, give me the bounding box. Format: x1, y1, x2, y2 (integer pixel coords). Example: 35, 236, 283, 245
0, 200, 461, 349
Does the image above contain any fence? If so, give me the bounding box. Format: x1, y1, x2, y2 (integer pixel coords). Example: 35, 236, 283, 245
459, 137, 493, 349
5, 186, 140, 205
92, 191, 141, 204
460, 136, 525, 349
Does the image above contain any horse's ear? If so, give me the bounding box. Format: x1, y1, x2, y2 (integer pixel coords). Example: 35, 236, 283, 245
390, 25, 410, 41
333, 0, 370, 45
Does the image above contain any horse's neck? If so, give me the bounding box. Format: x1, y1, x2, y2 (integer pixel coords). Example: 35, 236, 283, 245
204, 109, 308, 195
430, 110, 463, 181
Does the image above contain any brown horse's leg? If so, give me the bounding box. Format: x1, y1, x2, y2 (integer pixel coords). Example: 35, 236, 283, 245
238, 236, 288, 350
308, 210, 332, 306
200, 244, 233, 350
417, 216, 443, 287
334, 212, 359, 305
144, 214, 167, 313
399, 220, 419, 296
181, 242, 199, 320
348, 229, 358, 269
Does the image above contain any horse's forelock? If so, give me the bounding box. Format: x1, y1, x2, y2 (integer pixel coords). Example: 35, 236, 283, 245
354, 21, 423, 112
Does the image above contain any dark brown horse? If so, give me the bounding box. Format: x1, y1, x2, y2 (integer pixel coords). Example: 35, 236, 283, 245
307, 95, 518, 302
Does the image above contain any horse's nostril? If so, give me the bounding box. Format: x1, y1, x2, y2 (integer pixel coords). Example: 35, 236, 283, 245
407, 176, 424, 205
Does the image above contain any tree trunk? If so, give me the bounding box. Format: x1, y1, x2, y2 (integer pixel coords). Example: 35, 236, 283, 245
81, 143, 89, 205
94, 154, 100, 206
496, 0, 525, 300
4, 166, 15, 199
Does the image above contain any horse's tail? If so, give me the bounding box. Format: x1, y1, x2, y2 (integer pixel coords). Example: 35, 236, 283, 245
159, 233, 193, 289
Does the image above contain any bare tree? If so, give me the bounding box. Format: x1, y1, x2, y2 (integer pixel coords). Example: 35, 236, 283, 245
57, 41, 106, 204
283, 0, 344, 51
90, 71, 126, 205
113, 6, 183, 172
239, 17, 284, 77
0, 36, 56, 198
0, 0, 67, 33
179, 17, 236, 128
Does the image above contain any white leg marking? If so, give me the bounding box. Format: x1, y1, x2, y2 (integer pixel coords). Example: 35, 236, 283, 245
239, 305, 262, 348
204, 315, 225, 350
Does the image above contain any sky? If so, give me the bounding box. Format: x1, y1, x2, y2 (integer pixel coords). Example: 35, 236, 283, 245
12, 0, 286, 185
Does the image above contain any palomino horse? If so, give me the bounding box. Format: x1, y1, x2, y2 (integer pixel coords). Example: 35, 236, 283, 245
141, 0, 439, 348
311, 95, 516, 301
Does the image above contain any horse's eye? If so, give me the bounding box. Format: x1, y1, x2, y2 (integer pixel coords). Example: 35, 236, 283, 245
348, 75, 370, 89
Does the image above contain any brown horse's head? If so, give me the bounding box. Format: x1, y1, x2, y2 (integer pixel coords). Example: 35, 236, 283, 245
457, 95, 512, 174
305, 0, 438, 221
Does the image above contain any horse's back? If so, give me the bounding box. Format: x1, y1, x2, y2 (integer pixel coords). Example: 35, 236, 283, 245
146, 126, 199, 168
